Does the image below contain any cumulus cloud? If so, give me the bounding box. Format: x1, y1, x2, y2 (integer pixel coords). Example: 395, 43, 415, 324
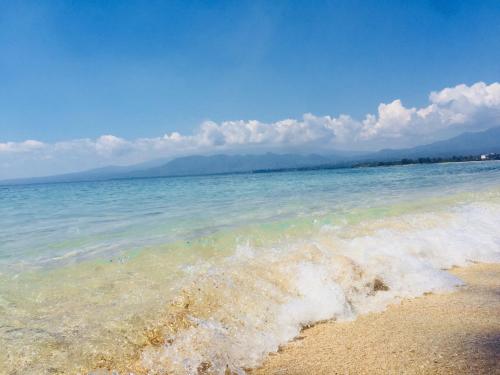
1, 81, 500, 179
0, 139, 45, 153
360, 82, 500, 140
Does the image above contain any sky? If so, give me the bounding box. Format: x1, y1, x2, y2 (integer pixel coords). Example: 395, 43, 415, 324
1, 0, 500, 179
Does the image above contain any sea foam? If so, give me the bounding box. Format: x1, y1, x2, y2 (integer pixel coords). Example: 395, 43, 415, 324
139, 201, 500, 374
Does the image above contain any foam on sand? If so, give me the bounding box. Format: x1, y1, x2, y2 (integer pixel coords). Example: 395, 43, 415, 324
138, 201, 500, 374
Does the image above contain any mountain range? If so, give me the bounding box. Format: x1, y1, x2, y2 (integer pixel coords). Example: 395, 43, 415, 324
2, 126, 499, 185
370, 126, 500, 160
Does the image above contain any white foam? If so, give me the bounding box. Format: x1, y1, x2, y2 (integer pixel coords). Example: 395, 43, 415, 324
140, 201, 500, 374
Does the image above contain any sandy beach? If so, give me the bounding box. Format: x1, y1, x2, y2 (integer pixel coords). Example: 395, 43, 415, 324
253, 263, 500, 375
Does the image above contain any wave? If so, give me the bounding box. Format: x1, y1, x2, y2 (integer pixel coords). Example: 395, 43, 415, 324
136, 201, 500, 374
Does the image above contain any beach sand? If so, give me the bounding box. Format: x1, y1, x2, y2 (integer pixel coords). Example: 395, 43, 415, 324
252, 263, 500, 375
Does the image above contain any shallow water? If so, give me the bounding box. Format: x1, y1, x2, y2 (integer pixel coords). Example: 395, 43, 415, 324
1, 162, 500, 374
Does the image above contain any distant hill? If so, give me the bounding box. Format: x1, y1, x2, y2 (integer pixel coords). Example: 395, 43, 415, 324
0, 157, 170, 185
367, 126, 500, 161
2, 126, 499, 185
1, 153, 347, 185
130, 153, 336, 177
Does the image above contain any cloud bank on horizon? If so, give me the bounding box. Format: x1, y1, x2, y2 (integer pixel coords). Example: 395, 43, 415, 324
2, 81, 500, 179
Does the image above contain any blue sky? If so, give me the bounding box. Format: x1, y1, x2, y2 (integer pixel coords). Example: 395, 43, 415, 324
1, 0, 500, 178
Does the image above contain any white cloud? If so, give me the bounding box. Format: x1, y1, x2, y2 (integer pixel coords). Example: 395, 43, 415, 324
360, 99, 416, 139
1, 81, 500, 179
0, 139, 45, 153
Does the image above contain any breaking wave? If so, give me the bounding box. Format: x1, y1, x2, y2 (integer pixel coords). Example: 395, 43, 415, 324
136, 201, 500, 374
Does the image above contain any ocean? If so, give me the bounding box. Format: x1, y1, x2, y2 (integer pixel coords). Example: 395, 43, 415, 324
1, 161, 500, 374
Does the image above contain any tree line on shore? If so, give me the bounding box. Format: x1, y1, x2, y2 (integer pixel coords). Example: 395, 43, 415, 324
354, 153, 500, 168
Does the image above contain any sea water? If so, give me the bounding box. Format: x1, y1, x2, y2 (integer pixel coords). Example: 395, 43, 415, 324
0, 162, 499, 374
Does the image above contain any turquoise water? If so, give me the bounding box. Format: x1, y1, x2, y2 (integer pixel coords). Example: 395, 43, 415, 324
2, 162, 499, 271
1, 162, 500, 374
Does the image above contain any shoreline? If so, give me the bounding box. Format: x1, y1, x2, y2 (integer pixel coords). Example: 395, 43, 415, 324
251, 263, 500, 374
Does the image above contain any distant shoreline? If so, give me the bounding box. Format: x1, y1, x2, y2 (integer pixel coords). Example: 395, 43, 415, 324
252, 153, 500, 174
352, 153, 500, 168
2, 155, 500, 187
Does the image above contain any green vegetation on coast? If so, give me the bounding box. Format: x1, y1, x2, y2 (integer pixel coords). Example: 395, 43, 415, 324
354, 153, 500, 168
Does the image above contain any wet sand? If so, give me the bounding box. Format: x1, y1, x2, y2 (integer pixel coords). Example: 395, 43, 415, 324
252, 263, 500, 375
